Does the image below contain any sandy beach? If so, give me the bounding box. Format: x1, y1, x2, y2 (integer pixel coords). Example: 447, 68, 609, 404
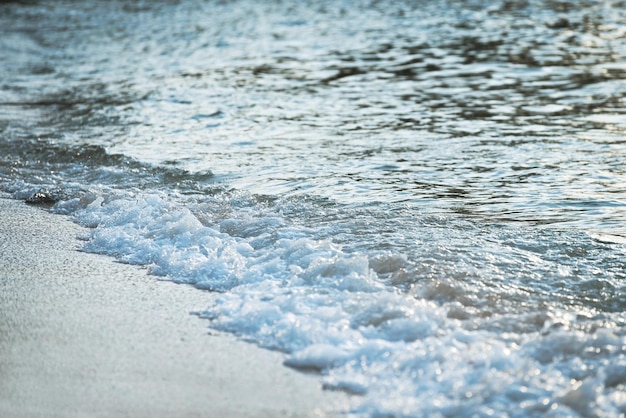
0, 198, 350, 418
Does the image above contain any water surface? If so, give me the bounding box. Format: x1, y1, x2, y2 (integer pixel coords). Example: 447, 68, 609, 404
1, 1, 626, 416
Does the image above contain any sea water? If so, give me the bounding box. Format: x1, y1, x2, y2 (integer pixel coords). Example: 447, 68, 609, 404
1, 0, 625, 416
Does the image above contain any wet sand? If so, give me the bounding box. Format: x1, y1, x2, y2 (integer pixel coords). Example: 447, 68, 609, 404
0, 198, 349, 418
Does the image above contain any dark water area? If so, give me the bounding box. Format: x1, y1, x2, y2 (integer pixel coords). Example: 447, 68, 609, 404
1, 1, 626, 416
3, 0, 626, 233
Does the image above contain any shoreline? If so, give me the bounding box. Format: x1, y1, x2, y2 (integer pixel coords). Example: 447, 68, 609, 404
0, 197, 350, 417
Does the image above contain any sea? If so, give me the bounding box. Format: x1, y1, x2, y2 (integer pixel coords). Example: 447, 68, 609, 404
1, 0, 625, 416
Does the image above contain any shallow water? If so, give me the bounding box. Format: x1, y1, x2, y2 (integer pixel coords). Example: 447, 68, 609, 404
2, 1, 626, 416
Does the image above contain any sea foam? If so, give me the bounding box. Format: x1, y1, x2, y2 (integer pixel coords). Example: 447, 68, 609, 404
52, 190, 626, 417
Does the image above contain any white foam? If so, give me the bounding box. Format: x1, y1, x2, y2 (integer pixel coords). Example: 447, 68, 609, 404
51, 190, 626, 416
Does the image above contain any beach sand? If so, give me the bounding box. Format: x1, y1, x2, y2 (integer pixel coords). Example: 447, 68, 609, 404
0, 198, 350, 417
